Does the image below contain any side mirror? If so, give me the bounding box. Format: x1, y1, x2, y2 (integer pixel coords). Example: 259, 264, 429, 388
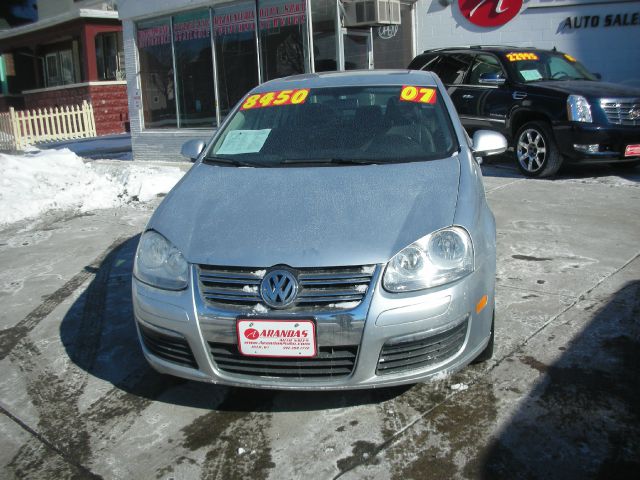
478, 72, 506, 85
593, 72, 602, 80
472, 130, 508, 157
180, 139, 206, 162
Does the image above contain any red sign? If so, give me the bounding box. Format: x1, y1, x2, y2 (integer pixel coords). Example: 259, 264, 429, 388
458, 0, 523, 28
244, 328, 260, 340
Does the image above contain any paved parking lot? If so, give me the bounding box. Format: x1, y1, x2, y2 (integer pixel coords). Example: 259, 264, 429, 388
0, 161, 639, 480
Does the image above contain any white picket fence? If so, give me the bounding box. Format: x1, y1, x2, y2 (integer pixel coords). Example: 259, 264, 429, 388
0, 101, 97, 151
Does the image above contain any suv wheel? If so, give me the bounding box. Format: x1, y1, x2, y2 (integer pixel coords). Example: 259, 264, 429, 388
515, 121, 563, 178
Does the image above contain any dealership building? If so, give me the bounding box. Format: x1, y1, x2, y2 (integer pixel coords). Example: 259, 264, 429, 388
117, 0, 640, 161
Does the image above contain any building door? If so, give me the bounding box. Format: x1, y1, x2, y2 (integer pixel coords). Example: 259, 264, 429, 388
342, 29, 372, 70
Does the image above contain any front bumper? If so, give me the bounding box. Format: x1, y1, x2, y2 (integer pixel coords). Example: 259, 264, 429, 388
132, 264, 494, 390
554, 123, 640, 163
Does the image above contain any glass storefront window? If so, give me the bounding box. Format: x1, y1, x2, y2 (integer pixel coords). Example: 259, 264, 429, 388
137, 18, 176, 129
134, 2, 416, 130
312, 0, 337, 72
344, 31, 371, 70
258, 0, 309, 81
213, 2, 259, 117
173, 10, 216, 128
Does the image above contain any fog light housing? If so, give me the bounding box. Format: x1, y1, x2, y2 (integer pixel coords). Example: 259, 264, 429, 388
573, 144, 599, 154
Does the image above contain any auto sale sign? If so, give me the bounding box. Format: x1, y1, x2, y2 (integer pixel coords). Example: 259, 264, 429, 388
237, 319, 316, 357
458, 0, 523, 28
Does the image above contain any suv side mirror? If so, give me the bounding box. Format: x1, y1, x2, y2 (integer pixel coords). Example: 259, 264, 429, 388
479, 72, 506, 85
592, 72, 602, 80
180, 139, 206, 162
472, 130, 508, 157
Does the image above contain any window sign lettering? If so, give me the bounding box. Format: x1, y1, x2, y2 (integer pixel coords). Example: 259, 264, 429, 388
214, 7, 256, 37
137, 25, 170, 48
259, 2, 306, 30
173, 17, 210, 42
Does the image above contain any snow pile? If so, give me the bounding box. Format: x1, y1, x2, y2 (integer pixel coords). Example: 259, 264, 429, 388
0, 148, 185, 226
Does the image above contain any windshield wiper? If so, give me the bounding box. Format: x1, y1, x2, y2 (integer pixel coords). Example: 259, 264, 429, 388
203, 156, 267, 167
280, 158, 378, 166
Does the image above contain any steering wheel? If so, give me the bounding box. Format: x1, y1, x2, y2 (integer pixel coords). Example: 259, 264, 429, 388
551, 71, 570, 80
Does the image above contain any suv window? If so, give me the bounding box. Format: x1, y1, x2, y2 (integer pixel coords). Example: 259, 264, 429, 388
431, 54, 474, 85
548, 56, 577, 79
468, 54, 505, 85
407, 54, 437, 70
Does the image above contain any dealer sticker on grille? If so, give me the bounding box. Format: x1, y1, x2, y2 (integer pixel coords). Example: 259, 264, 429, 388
237, 319, 316, 358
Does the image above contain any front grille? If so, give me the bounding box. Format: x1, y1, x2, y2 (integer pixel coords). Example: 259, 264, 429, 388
600, 99, 640, 126
376, 319, 468, 375
198, 264, 375, 311
138, 323, 198, 369
210, 343, 358, 378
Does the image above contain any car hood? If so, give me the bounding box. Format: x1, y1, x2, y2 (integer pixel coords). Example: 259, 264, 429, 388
528, 80, 640, 98
149, 157, 461, 268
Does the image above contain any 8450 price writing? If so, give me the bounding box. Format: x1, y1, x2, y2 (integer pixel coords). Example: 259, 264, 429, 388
241, 88, 310, 110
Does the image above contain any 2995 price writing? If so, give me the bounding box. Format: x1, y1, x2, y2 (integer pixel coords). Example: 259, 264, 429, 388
399, 86, 437, 105
241, 88, 310, 110
506, 52, 539, 62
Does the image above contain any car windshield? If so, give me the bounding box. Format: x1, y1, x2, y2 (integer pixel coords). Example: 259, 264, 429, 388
505, 51, 597, 83
205, 85, 459, 167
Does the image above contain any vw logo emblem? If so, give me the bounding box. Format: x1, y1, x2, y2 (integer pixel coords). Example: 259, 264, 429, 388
629, 107, 640, 121
260, 270, 298, 309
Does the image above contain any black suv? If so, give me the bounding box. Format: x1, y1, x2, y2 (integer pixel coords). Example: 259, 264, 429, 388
408, 46, 640, 177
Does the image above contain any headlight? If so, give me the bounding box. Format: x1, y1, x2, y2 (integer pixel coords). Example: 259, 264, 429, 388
383, 226, 474, 292
133, 230, 188, 290
567, 95, 592, 123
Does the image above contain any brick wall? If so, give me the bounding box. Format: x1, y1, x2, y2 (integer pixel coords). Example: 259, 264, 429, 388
88, 84, 129, 135
23, 82, 129, 135
0, 96, 25, 112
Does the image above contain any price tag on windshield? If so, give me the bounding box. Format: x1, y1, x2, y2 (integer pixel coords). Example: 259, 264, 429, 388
506, 52, 539, 62
241, 88, 310, 110
399, 86, 437, 104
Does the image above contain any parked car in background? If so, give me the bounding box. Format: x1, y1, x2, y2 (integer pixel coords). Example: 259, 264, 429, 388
409, 46, 640, 177
132, 70, 505, 390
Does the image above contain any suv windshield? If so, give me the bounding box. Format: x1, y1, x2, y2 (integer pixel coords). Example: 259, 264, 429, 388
505, 51, 597, 83
205, 86, 458, 167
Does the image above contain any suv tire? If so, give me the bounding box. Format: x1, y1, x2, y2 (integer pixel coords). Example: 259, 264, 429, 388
514, 121, 563, 178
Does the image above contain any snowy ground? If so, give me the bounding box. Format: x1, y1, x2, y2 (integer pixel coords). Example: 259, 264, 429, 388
0, 155, 638, 479
0, 148, 187, 226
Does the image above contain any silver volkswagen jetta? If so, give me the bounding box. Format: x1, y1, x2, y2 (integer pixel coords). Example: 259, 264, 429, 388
132, 70, 506, 390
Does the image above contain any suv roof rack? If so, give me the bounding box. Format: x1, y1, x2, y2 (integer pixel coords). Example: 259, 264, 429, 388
469, 45, 525, 49
422, 45, 471, 53
422, 45, 534, 53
